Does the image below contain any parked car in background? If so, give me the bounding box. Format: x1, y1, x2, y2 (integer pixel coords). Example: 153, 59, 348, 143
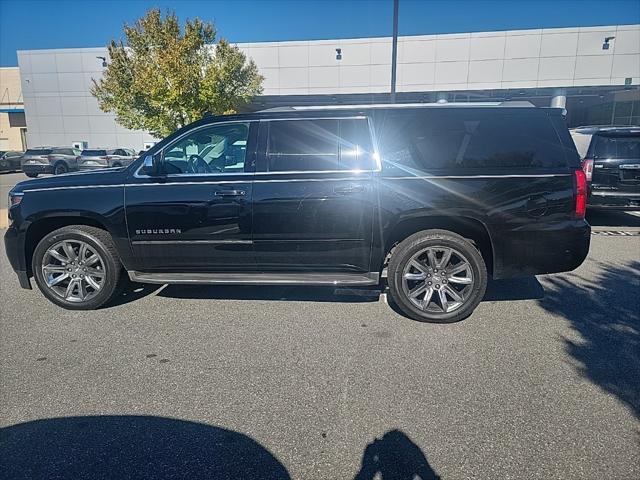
0, 151, 24, 172
5, 103, 590, 321
77, 148, 138, 171
19, 147, 53, 177
571, 126, 640, 210
21, 147, 81, 177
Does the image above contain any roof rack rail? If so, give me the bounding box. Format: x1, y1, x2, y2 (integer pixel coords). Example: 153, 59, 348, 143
257, 101, 538, 113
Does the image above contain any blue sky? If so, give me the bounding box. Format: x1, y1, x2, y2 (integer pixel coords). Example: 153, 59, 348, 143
1, 0, 639, 66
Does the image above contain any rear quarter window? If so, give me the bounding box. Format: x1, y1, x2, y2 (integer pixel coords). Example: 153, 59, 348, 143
374, 109, 570, 175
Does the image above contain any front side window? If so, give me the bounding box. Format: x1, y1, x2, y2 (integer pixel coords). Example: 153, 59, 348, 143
163, 122, 250, 175
266, 118, 375, 172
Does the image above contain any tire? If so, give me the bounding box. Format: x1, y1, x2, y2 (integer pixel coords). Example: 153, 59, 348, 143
53, 162, 68, 175
32, 225, 123, 310
387, 229, 487, 323
25, 172, 38, 178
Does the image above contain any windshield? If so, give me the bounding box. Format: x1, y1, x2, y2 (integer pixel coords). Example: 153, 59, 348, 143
592, 135, 640, 160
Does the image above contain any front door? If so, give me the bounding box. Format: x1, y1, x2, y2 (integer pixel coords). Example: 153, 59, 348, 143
251, 117, 377, 273
125, 121, 257, 271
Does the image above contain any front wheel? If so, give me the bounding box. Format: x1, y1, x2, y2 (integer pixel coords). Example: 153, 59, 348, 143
32, 226, 123, 310
387, 229, 487, 323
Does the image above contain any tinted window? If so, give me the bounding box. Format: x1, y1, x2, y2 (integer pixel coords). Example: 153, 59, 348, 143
375, 109, 567, 173
82, 149, 107, 156
164, 122, 250, 175
592, 135, 640, 159
266, 118, 374, 172
25, 149, 52, 155
53, 148, 78, 156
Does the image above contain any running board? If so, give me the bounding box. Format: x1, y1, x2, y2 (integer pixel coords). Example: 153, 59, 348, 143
128, 271, 380, 286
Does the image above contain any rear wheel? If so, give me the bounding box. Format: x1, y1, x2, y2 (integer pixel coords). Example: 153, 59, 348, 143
32, 226, 123, 310
53, 163, 68, 175
25, 172, 38, 178
387, 229, 487, 323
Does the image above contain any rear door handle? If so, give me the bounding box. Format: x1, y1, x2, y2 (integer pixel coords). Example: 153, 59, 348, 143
215, 189, 245, 197
334, 184, 365, 195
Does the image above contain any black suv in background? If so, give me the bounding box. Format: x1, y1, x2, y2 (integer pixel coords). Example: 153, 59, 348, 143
0, 150, 24, 172
5, 103, 590, 322
571, 126, 640, 210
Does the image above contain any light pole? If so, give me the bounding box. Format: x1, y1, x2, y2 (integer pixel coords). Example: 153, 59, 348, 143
390, 0, 399, 103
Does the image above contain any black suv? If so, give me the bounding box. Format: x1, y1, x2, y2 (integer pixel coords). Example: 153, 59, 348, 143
570, 126, 640, 210
5, 103, 590, 322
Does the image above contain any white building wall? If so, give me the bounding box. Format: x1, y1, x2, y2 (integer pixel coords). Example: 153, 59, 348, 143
18, 24, 640, 149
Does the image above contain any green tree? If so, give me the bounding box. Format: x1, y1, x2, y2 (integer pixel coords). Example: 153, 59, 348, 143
91, 9, 263, 138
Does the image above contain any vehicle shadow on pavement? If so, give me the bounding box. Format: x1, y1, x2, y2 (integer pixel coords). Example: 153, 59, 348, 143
538, 261, 640, 418
0, 417, 441, 480
113, 277, 544, 308
354, 429, 441, 480
156, 284, 383, 303
586, 210, 640, 228
0, 415, 291, 480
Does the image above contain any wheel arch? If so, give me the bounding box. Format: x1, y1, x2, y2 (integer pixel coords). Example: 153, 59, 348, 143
24, 214, 117, 275
380, 214, 494, 276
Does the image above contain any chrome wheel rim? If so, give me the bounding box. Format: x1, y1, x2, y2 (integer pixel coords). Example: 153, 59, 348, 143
41, 240, 106, 303
401, 246, 474, 314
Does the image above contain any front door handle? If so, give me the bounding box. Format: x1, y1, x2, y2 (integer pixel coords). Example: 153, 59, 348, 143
215, 189, 246, 197
334, 184, 365, 195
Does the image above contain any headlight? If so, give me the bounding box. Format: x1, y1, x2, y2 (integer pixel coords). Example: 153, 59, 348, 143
8, 191, 23, 208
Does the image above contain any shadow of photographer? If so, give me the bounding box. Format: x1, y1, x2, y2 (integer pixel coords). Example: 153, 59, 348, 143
0, 416, 441, 480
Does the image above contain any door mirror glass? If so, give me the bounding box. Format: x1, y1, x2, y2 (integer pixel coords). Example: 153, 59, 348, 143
140, 154, 160, 176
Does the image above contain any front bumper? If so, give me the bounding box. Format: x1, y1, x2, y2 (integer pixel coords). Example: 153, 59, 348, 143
588, 190, 640, 210
4, 225, 32, 289
21, 163, 52, 175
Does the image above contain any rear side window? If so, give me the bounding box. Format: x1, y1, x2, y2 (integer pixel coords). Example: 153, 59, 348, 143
375, 109, 568, 173
266, 118, 375, 172
82, 149, 107, 156
591, 135, 640, 159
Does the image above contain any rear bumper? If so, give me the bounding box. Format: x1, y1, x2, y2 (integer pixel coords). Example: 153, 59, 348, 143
492, 220, 591, 279
21, 163, 52, 175
588, 190, 640, 210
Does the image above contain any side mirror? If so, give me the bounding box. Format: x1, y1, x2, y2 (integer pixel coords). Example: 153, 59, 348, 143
140, 153, 160, 176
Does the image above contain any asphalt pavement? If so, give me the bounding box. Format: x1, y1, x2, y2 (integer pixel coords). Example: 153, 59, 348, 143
1, 171, 639, 479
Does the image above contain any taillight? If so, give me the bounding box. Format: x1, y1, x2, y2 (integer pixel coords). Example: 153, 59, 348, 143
575, 169, 587, 218
582, 158, 594, 182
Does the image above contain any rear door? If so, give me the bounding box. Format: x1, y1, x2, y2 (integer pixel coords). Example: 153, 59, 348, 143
589, 132, 640, 193
251, 116, 377, 272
